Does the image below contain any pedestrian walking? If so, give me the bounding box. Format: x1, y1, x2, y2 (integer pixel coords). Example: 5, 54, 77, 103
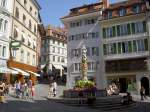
53, 80, 57, 97
140, 86, 146, 100
48, 83, 53, 98
27, 79, 33, 98
15, 80, 21, 98
24, 82, 29, 99
4, 82, 9, 95
20, 82, 25, 99
31, 86, 35, 100
0, 81, 5, 103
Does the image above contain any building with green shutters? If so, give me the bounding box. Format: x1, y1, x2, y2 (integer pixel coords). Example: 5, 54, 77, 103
100, 0, 150, 95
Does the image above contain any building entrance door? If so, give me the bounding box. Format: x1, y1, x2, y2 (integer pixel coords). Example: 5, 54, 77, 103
141, 77, 149, 95
119, 78, 127, 93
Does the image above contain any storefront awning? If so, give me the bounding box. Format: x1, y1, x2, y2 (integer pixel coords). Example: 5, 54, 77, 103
0, 67, 19, 74
11, 68, 30, 76
53, 64, 64, 70
26, 70, 40, 77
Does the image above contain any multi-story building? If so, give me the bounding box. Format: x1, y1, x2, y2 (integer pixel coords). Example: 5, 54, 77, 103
41, 25, 67, 78
0, 0, 13, 71
100, 0, 150, 94
7, 0, 41, 73
61, 1, 107, 89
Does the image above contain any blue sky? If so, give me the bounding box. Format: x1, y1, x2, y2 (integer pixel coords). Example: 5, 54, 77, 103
37, 0, 120, 27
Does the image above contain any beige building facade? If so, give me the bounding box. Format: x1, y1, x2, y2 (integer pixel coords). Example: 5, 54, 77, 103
9, 0, 41, 71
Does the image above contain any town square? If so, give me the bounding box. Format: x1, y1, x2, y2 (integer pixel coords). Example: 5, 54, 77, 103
0, 0, 150, 112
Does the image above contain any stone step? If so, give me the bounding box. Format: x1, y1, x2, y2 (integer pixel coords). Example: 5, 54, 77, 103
101, 102, 137, 111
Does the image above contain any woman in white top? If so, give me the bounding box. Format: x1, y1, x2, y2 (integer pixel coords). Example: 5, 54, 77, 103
53, 81, 57, 97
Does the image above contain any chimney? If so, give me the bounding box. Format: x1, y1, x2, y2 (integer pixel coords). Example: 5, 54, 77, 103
102, 0, 109, 8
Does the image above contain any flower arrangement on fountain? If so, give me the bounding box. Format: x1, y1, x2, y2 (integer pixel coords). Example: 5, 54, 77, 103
75, 80, 97, 93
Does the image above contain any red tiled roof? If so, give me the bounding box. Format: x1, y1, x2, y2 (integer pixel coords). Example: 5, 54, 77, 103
61, 2, 103, 19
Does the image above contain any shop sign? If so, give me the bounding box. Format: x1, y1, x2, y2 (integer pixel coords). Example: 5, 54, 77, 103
10, 41, 21, 48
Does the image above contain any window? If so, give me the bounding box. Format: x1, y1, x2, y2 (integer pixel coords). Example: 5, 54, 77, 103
35, 11, 37, 17
30, 6, 32, 13
21, 34, 25, 43
2, 46, 6, 57
117, 24, 130, 36
29, 20, 32, 30
15, 7, 19, 19
106, 27, 113, 37
53, 56, 55, 62
52, 47, 55, 53
132, 21, 146, 34
12, 49, 17, 58
58, 48, 60, 53
23, 14, 26, 24
58, 57, 60, 62
27, 52, 30, 63
70, 21, 82, 28
103, 44, 107, 55
92, 47, 99, 56
134, 22, 144, 33
4, 20, 8, 32
108, 11, 112, 18
1, 0, 7, 8
137, 40, 145, 51
32, 55, 35, 65
24, 0, 27, 6
28, 36, 31, 47
74, 63, 79, 71
108, 43, 116, 54
61, 58, 65, 63
33, 41, 36, 50
34, 25, 36, 33
85, 18, 96, 25
133, 5, 141, 13
74, 49, 81, 57
14, 28, 18, 38
119, 8, 126, 16
21, 50, 24, 62
0, 18, 3, 31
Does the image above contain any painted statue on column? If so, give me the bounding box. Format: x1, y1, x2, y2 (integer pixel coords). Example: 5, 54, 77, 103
80, 45, 88, 81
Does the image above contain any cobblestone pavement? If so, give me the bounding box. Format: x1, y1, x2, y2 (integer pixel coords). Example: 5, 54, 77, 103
0, 84, 150, 112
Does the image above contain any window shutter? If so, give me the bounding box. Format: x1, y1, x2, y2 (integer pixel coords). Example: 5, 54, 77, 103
143, 21, 146, 32
128, 41, 132, 52
103, 44, 107, 55
113, 43, 117, 54
96, 47, 99, 56
133, 40, 137, 52
127, 24, 131, 34
103, 28, 106, 38
144, 39, 148, 51
118, 42, 122, 54
117, 25, 120, 36
112, 26, 116, 37
132, 23, 135, 34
